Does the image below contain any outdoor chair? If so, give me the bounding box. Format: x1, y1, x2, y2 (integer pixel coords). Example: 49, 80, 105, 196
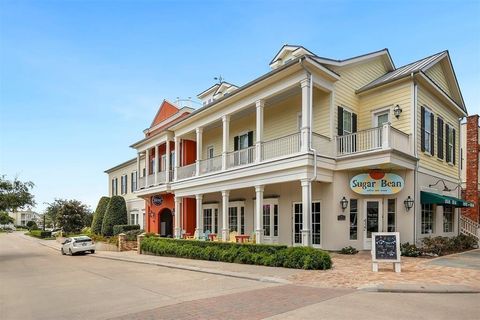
229, 231, 238, 242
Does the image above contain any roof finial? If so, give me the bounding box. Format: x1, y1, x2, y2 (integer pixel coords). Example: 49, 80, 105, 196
213, 75, 224, 84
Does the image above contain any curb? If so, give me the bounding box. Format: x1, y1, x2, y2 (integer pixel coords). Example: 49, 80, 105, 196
91, 254, 291, 284
359, 285, 480, 294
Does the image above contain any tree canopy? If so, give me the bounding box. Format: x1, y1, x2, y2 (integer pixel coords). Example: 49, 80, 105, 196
46, 199, 91, 233
0, 175, 35, 212
101, 196, 127, 236
0, 211, 14, 225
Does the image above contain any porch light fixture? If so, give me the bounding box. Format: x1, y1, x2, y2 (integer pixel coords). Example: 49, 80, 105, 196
404, 196, 414, 211
340, 197, 349, 211
393, 105, 402, 119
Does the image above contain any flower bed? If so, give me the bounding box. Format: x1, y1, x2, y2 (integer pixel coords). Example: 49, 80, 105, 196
141, 237, 332, 270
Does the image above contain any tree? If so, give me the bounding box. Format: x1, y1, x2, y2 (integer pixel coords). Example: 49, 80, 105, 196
44, 199, 66, 229
0, 211, 14, 225
0, 175, 35, 212
101, 196, 127, 236
57, 200, 91, 233
91, 197, 110, 234
26, 220, 38, 230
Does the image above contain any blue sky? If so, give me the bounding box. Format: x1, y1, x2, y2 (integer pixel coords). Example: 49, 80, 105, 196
1, 0, 479, 212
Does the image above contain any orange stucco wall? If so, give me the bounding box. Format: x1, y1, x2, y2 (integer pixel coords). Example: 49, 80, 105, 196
146, 193, 174, 234
182, 197, 196, 236
181, 140, 196, 166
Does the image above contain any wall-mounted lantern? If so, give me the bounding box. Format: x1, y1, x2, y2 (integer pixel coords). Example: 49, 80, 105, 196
404, 196, 414, 212
393, 105, 403, 119
340, 197, 349, 211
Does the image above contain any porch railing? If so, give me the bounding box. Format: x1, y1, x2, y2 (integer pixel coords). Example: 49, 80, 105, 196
312, 132, 333, 157
200, 155, 222, 174
390, 126, 411, 154
261, 132, 301, 161
157, 171, 166, 184
177, 163, 196, 180
138, 176, 146, 188
146, 174, 155, 186
460, 215, 480, 243
227, 146, 256, 168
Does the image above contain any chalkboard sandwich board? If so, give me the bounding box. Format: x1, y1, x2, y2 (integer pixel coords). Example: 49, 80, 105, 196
371, 232, 401, 272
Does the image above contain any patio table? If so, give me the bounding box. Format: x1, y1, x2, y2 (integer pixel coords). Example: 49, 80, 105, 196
208, 233, 217, 241
235, 235, 250, 243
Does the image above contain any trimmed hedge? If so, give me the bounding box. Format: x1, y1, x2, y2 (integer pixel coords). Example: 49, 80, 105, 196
28, 230, 52, 239
113, 224, 140, 236
101, 196, 127, 236
141, 237, 332, 270
91, 196, 110, 234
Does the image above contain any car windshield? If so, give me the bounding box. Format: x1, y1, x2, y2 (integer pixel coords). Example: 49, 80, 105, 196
73, 237, 91, 243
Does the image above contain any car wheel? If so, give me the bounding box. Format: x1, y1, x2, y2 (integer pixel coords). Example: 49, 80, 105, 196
90, 250, 95, 254
61, 248, 66, 255
69, 248, 73, 256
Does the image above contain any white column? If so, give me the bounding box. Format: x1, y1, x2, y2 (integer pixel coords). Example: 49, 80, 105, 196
145, 148, 150, 188
255, 185, 264, 244
165, 140, 171, 182
222, 115, 230, 170
221, 190, 230, 241
382, 123, 390, 149
136, 153, 141, 190
174, 136, 180, 181
301, 179, 312, 246
255, 100, 264, 163
195, 194, 203, 239
174, 196, 182, 239
154, 144, 159, 185
196, 127, 203, 176
300, 78, 311, 153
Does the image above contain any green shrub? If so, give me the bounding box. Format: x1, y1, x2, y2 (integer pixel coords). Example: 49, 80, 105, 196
28, 230, 52, 239
401, 242, 421, 257
421, 234, 477, 256
124, 229, 144, 241
140, 237, 332, 270
101, 196, 127, 236
339, 246, 358, 255
26, 221, 38, 230
91, 197, 110, 234
113, 224, 140, 236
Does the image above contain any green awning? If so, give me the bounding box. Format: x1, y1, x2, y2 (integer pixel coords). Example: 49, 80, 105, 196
421, 191, 474, 208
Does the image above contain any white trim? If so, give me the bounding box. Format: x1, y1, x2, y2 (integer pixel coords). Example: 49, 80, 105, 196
363, 198, 383, 250
371, 106, 391, 127
291, 200, 322, 248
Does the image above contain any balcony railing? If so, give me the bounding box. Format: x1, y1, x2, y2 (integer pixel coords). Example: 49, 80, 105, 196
200, 155, 222, 174
261, 132, 301, 161
177, 163, 196, 180
228, 146, 256, 168
312, 132, 333, 157
138, 176, 146, 188
334, 124, 411, 157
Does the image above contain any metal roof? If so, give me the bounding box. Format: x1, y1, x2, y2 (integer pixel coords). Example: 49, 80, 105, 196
357, 51, 447, 93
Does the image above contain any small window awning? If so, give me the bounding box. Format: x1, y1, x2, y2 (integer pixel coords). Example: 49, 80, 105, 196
420, 191, 474, 208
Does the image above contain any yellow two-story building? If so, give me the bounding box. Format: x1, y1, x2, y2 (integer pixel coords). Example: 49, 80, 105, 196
117, 45, 471, 250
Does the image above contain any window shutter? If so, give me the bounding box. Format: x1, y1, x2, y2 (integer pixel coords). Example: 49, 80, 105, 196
131, 173, 134, 191
445, 125, 450, 163
420, 106, 425, 152
234, 136, 239, 151
352, 113, 358, 133
453, 128, 456, 165
337, 106, 343, 136
248, 131, 254, 147
125, 175, 128, 193
430, 112, 434, 156
437, 118, 444, 159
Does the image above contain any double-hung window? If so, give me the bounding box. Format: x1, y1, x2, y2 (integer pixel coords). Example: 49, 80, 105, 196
421, 204, 435, 234
421, 106, 434, 155
111, 178, 118, 196
446, 124, 456, 164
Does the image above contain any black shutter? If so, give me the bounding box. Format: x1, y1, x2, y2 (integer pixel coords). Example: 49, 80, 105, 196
115, 178, 118, 196
337, 106, 343, 136
234, 136, 239, 151
248, 131, 254, 147
420, 106, 425, 152
352, 113, 357, 133
453, 128, 456, 165
437, 118, 444, 159
445, 125, 450, 163
131, 173, 134, 192
430, 112, 434, 156
125, 175, 128, 193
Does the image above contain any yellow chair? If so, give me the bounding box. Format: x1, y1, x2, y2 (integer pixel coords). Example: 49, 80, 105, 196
245, 233, 256, 244
229, 231, 238, 243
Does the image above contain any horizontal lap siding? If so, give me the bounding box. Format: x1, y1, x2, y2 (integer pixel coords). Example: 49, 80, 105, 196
331, 58, 389, 129
312, 88, 330, 137
417, 85, 460, 178
358, 80, 412, 133
425, 62, 451, 96
264, 94, 301, 142
202, 125, 222, 158
229, 112, 256, 151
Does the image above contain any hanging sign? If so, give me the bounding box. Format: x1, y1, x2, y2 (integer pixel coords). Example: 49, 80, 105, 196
152, 195, 163, 206
350, 171, 404, 195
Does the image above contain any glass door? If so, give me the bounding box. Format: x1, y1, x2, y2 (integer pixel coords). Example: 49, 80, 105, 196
292, 202, 321, 247
363, 199, 382, 250
293, 203, 302, 245
263, 199, 279, 244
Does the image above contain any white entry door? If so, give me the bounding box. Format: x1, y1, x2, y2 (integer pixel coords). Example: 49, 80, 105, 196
263, 199, 279, 244
363, 199, 383, 250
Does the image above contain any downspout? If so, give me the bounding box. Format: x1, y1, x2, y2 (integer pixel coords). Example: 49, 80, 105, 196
412, 72, 418, 245
299, 58, 317, 182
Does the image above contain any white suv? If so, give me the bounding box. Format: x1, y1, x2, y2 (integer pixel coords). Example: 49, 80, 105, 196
61, 236, 95, 255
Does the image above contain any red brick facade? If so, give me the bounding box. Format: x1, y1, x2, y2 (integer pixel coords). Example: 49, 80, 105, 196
463, 115, 480, 223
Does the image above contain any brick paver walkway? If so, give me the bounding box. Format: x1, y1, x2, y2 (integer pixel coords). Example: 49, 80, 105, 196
109, 285, 352, 320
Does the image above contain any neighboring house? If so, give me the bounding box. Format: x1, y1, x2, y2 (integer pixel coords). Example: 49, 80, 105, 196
8, 209, 39, 226
460, 115, 480, 224
116, 45, 472, 250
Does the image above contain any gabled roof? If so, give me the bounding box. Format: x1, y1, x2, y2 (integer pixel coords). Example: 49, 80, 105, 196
150, 100, 180, 128
356, 50, 465, 112
197, 83, 220, 99
213, 81, 238, 96
269, 44, 316, 65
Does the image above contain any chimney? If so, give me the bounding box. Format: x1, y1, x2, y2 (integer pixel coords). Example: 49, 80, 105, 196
463, 115, 479, 223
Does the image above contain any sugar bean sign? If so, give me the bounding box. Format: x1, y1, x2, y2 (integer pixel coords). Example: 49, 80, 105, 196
371, 232, 401, 272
